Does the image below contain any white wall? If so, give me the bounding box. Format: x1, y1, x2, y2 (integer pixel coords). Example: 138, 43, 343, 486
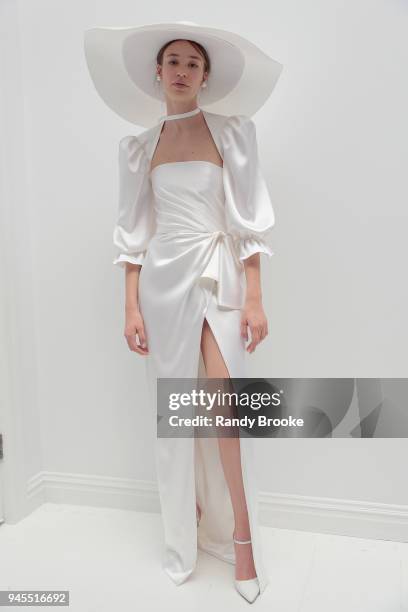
2, 0, 407, 534
0, 0, 43, 523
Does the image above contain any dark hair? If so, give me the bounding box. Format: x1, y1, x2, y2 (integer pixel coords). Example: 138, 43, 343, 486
156, 39, 211, 76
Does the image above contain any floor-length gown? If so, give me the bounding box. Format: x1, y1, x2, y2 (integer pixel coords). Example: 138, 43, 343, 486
113, 110, 275, 595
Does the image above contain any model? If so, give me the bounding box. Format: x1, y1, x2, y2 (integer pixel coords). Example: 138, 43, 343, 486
84, 20, 283, 604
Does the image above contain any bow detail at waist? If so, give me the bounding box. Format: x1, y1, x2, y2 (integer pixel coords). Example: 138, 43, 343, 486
153, 228, 245, 310
201, 230, 245, 310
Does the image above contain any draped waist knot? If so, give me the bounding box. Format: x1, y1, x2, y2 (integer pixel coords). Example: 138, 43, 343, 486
204, 230, 245, 310
154, 228, 245, 311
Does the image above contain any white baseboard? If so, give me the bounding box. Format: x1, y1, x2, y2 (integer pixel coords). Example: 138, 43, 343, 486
258, 491, 408, 542
27, 471, 161, 515
25, 471, 408, 542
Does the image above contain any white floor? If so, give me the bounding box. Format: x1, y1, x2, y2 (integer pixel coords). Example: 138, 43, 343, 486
0, 503, 406, 611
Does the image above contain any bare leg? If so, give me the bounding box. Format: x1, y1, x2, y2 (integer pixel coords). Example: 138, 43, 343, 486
200, 318, 257, 581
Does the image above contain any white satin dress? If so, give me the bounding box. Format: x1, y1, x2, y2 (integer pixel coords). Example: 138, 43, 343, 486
112, 112, 275, 594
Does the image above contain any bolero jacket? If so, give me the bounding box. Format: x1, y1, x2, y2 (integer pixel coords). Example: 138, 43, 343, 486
112, 110, 275, 306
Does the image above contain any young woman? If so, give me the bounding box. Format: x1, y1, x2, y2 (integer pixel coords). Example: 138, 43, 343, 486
84, 21, 283, 604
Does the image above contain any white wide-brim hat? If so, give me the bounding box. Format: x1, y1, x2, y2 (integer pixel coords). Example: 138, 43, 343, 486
84, 20, 283, 127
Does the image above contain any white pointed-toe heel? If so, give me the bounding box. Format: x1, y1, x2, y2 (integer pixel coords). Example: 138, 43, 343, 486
233, 534, 260, 604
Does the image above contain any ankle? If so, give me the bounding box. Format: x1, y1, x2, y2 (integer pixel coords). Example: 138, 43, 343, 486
233, 524, 251, 541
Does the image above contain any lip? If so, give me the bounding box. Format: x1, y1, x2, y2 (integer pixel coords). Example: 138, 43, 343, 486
173, 82, 188, 88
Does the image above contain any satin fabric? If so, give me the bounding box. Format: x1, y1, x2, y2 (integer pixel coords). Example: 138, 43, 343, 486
112, 111, 275, 594
113, 111, 275, 309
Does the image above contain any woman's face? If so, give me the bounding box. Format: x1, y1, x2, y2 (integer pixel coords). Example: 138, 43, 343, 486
157, 39, 207, 102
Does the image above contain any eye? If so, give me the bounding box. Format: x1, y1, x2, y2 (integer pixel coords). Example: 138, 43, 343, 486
168, 60, 199, 68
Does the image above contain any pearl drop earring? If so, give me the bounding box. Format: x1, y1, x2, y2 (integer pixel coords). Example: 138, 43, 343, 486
201, 81, 207, 88
156, 75, 161, 81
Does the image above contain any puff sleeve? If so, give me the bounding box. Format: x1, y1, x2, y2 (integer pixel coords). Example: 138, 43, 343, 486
221, 114, 275, 262
112, 135, 156, 267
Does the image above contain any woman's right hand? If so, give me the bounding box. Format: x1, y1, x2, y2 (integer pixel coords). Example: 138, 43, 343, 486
124, 307, 149, 356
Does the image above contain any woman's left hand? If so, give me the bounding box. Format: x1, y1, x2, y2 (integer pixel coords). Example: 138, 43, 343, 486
240, 296, 269, 353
